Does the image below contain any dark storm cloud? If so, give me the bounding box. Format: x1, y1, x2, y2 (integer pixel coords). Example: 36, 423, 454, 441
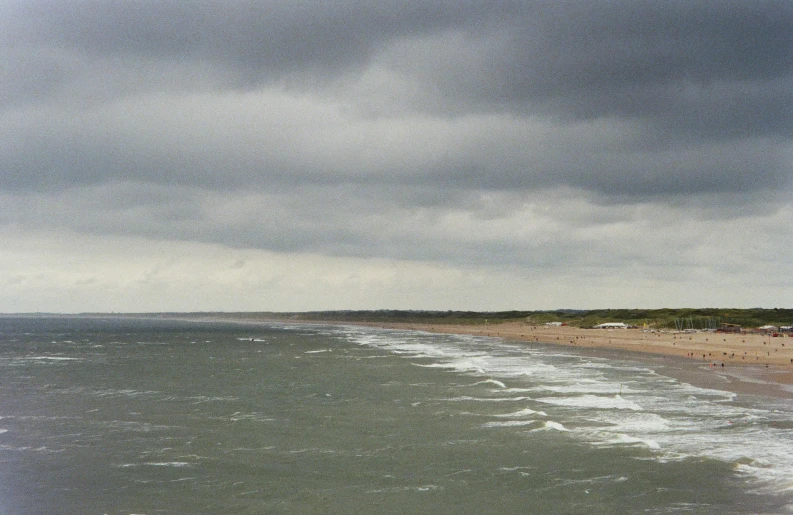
3, 1, 500, 87
8, 1, 792, 119
2, 0, 792, 226
488, 2, 793, 115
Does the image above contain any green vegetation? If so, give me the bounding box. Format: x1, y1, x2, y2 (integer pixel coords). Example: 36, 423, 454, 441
257, 308, 793, 329
97, 308, 793, 330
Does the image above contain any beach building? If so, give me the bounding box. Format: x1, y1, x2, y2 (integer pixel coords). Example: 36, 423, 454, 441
718, 323, 742, 333
594, 323, 629, 329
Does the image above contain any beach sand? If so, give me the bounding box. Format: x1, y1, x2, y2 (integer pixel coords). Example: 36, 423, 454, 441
342, 321, 793, 398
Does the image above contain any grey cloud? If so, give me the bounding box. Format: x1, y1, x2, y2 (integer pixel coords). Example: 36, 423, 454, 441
391, 2, 793, 141
3, 182, 790, 272
4, 1, 497, 87
5, 91, 789, 198
2, 1, 792, 224
11, 1, 792, 121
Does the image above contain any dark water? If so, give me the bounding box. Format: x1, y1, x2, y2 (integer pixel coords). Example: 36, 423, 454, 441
1, 316, 792, 514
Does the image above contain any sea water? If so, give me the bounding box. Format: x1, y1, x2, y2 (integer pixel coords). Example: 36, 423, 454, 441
1, 316, 792, 514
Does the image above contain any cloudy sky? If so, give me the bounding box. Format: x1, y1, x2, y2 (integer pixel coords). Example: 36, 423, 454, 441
2, 1, 792, 313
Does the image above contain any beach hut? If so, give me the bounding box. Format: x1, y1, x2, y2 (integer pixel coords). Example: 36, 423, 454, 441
594, 323, 629, 329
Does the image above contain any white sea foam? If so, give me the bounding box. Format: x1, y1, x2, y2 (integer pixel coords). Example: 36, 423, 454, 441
493, 408, 547, 418
498, 466, 534, 472
483, 420, 539, 428
416, 361, 486, 374
587, 412, 671, 433
118, 462, 192, 468
538, 382, 641, 395
228, 412, 276, 423
443, 396, 532, 402
346, 325, 793, 495
471, 379, 507, 388
593, 433, 661, 449
93, 388, 160, 398
367, 484, 441, 494
536, 394, 644, 411
22, 356, 80, 361
540, 421, 569, 432
735, 462, 793, 493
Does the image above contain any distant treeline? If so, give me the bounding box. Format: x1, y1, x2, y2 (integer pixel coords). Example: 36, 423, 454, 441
94, 309, 793, 330
257, 308, 793, 329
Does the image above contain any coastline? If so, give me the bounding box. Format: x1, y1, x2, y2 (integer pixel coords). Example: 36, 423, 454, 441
313, 320, 793, 399
68, 312, 793, 399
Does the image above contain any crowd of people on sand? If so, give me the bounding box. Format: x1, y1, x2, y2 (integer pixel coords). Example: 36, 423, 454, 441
412, 322, 793, 372
371, 319, 793, 375
349, 320, 793, 393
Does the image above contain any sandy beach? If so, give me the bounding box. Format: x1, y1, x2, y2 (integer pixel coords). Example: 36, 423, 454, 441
331, 320, 793, 397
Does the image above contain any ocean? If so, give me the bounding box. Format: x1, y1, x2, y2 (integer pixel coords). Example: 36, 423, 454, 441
1, 316, 792, 514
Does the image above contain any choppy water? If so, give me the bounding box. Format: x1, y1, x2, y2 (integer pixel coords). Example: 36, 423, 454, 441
1, 316, 792, 514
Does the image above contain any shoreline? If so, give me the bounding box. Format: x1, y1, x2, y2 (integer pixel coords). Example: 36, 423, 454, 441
307, 320, 793, 399
57, 313, 793, 399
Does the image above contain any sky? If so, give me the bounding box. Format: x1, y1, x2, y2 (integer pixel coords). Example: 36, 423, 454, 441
2, 1, 792, 313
